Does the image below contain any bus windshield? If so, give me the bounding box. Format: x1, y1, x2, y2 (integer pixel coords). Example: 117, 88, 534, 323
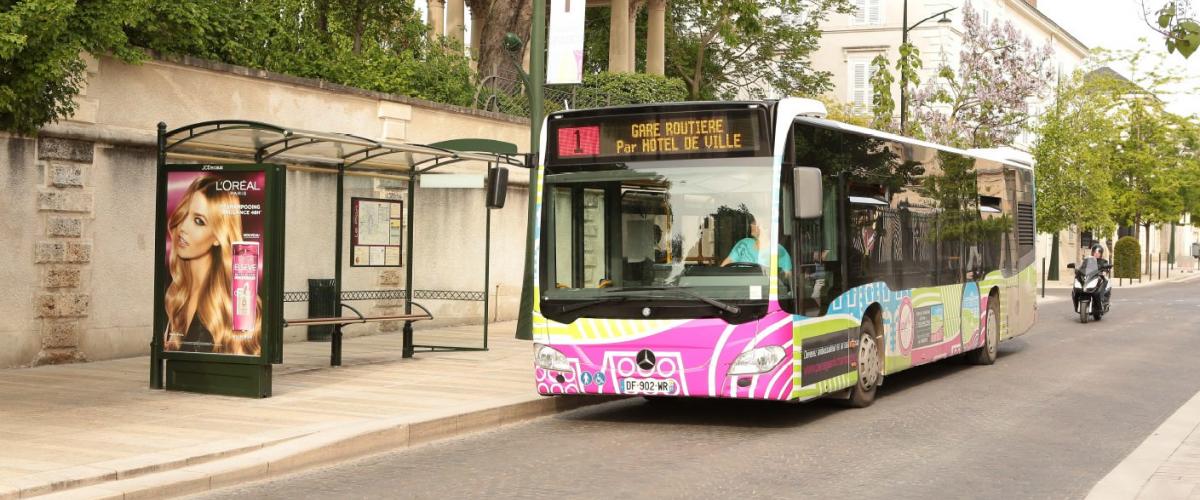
541, 157, 779, 316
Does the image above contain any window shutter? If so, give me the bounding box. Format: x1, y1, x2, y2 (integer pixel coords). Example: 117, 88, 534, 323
853, 0, 867, 25
868, 0, 881, 24
851, 61, 868, 109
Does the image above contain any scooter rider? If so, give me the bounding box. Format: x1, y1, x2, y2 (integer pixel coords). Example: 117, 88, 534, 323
1090, 243, 1112, 303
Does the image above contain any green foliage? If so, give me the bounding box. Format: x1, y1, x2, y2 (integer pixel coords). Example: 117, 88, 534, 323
815, 95, 871, 127
868, 55, 894, 130
661, 0, 853, 100
574, 72, 688, 107
0, 0, 148, 134
1154, 1, 1200, 57
1114, 236, 1141, 279
1, 0, 480, 133
1033, 70, 1118, 237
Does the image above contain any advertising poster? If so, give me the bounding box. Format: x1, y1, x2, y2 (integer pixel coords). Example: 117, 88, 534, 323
351, 197, 403, 267
161, 169, 267, 356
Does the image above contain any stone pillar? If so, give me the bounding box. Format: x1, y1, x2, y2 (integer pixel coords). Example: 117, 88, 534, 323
447, 0, 466, 47
608, 0, 631, 72
628, 7, 638, 71
34, 137, 95, 365
646, 0, 666, 75
429, 0, 445, 38
470, 8, 482, 61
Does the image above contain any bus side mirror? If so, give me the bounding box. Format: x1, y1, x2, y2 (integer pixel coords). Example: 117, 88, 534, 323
1192, 242, 1200, 259
487, 166, 508, 209
793, 167, 822, 219
1066, 263, 1075, 269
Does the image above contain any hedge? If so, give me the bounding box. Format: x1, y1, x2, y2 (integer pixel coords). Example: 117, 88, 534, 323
1113, 236, 1140, 279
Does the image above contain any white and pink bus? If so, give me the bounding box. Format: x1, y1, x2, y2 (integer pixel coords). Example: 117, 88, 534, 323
532, 99, 1036, 406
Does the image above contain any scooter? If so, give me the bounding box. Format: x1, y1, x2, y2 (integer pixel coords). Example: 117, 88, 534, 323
1068, 257, 1112, 323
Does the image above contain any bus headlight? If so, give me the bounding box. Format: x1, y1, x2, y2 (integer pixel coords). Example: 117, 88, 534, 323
535, 344, 572, 372
728, 346, 787, 376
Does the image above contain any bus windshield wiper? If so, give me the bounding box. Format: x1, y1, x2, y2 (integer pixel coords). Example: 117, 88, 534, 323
606, 286, 740, 314
557, 296, 629, 314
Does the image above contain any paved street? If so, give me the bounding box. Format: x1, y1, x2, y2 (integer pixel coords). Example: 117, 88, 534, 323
197, 278, 1200, 500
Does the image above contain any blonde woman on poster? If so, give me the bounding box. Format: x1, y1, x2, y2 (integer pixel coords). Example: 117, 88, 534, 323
163, 175, 262, 355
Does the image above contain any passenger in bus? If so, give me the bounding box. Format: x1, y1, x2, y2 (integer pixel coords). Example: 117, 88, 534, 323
720, 217, 792, 273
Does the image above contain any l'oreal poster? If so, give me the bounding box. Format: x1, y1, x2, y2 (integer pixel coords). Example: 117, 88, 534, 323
161, 169, 266, 356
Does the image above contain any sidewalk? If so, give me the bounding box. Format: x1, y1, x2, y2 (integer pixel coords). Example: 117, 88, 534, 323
0, 322, 604, 499
1088, 389, 1200, 499
1042, 268, 1198, 290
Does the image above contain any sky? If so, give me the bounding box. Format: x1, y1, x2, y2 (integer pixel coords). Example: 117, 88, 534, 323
1019, 0, 1200, 116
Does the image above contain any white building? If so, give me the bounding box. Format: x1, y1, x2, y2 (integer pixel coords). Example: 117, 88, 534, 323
810, 0, 1089, 149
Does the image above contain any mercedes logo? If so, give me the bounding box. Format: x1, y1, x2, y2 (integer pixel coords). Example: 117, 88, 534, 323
636, 349, 656, 371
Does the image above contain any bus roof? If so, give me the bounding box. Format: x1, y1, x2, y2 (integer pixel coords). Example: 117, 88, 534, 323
792, 116, 1034, 172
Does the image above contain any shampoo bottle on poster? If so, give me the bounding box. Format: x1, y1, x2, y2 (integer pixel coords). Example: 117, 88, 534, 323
231, 241, 259, 332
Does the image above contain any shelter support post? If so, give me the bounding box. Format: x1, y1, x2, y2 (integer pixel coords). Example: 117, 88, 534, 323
483, 192, 492, 349
151, 122, 167, 389
403, 174, 417, 358
333, 164, 345, 366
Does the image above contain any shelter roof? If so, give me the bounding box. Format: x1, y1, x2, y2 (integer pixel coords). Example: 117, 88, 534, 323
162, 120, 524, 176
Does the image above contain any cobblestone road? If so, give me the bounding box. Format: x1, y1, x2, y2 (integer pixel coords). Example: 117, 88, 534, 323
195, 279, 1200, 500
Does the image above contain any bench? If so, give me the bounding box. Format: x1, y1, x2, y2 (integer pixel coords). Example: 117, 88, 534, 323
283, 302, 433, 366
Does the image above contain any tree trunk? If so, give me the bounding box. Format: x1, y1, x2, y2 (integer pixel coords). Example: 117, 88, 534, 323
316, 0, 330, 35
1144, 222, 1151, 278
474, 0, 534, 84
1048, 232, 1059, 281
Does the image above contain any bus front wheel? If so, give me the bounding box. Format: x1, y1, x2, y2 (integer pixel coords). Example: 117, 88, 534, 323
845, 320, 881, 408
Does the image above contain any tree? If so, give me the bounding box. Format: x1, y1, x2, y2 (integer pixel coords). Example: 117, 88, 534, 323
1094, 47, 1192, 274
466, 0, 533, 83
868, 54, 894, 130
909, 1, 1054, 148
1145, 0, 1200, 58
1033, 69, 1121, 278
0, 0, 148, 134
662, 0, 852, 100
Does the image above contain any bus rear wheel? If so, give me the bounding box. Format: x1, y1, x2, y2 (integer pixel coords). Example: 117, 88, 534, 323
844, 319, 881, 408
967, 297, 999, 365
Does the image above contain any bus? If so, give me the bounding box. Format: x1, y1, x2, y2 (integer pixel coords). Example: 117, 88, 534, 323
531, 98, 1036, 406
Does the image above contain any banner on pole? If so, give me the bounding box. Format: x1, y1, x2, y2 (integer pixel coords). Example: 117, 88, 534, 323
547, 0, 586, 85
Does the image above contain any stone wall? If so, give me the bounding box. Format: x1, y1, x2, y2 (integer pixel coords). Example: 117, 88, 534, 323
0, 53, 532, 368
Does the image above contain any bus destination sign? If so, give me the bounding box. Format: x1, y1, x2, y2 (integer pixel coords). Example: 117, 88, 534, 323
549, 108, 765, 164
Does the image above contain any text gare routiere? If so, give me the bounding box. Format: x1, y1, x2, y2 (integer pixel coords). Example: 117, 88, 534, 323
615, 118, 744, 154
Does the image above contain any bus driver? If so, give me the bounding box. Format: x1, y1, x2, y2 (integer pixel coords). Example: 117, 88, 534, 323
721, 216, 792, 274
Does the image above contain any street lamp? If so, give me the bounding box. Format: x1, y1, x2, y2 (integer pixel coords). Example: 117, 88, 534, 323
899, 1, 955, 134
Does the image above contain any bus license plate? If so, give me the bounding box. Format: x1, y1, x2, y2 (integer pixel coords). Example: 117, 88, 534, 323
621, 378, 677, 395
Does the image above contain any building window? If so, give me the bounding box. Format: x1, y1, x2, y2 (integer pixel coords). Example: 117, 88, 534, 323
851, 0, 882, 25
848, 59, 872, 111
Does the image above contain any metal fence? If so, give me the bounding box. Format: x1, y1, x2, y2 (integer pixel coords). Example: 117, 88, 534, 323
283, 289, 486, 303
473, 75, 610, 116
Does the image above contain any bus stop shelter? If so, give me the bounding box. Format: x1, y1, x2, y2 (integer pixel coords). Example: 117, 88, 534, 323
151, 120, 525, 397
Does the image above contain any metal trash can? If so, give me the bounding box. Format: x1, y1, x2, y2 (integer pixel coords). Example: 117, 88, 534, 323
307, 279, 337, 341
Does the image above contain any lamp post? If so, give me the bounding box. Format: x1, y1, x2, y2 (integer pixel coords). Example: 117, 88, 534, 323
899, 1, 955, 134
510, 0, 546, 341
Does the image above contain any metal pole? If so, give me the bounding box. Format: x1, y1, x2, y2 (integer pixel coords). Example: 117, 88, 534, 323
333, 164, 344, 366
1040, 257, 1046, 298
151, 122, 167, 389
900, 0, 909, 134
516, 0, 547, 341
483, 198, 492, 350
403, 173, 417, 358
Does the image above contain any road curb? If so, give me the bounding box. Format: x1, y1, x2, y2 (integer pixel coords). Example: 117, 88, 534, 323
25, 395, 620, 500
1086, 389, 1200, 499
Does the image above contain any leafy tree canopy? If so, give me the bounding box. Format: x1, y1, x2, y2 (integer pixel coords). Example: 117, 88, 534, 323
1, 0, 473, 134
